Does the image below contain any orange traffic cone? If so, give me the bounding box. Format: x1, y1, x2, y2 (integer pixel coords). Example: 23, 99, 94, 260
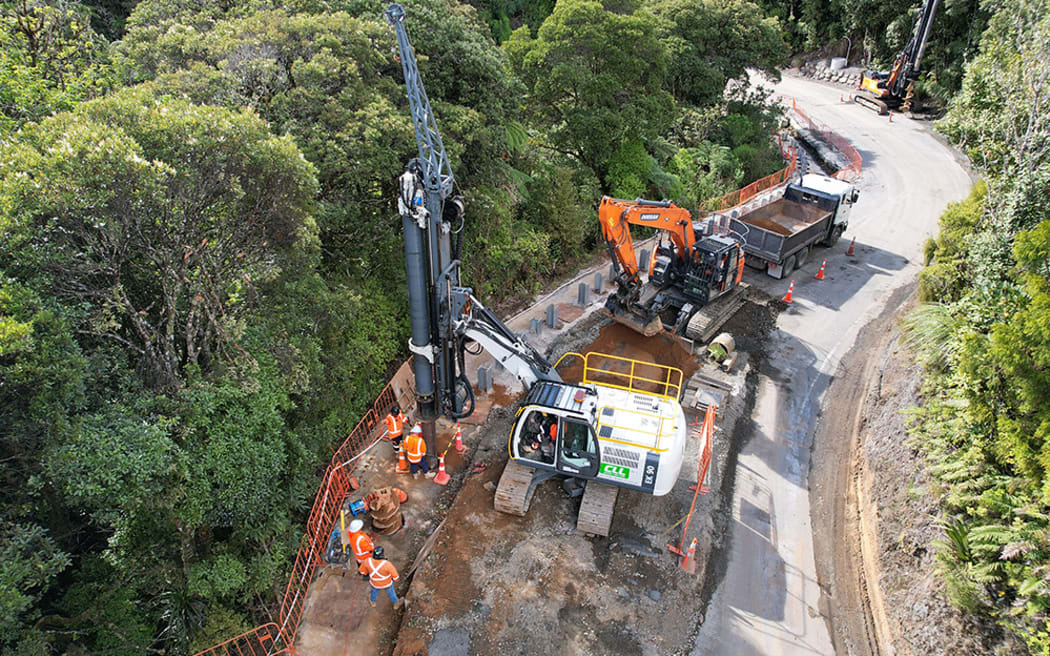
888, 110, 893, 122
782, 280, 795, 304
814, 258, 826, 280
433, 453, 451, 486
396, 446, 410, 474
454, 423, 465, 454
681, 538, 697, 574
847, 237, 855, 256
839, 93, 844, 103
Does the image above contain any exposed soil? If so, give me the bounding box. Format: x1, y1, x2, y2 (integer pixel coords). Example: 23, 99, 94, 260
555, 322, 700, 386
385, 300, 777, 656
810, 285, 1024, 655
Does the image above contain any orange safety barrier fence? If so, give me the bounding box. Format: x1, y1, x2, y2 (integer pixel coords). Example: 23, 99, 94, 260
192, 623, 289, 656
789, 98, 862, 181
668, 403, 716, 557
701, 136, 798, 213
195, 383, 401, 656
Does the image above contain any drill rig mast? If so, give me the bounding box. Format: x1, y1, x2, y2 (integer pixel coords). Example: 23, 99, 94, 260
386, 4, 559, 458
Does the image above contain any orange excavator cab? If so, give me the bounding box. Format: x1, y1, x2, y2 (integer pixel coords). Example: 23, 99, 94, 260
599, 196, 744, 339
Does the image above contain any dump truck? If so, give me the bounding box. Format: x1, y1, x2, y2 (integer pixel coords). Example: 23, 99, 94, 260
728, 174, 859, 279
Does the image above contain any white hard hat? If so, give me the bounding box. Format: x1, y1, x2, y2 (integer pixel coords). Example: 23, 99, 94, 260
410, 423, 422, 434
349, 519, 363, 533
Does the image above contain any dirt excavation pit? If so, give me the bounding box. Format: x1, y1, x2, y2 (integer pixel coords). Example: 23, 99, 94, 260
555, 322, 700, 385
383, 303, 775, 656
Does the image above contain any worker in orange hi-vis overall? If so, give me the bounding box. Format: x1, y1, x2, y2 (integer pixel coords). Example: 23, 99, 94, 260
403, 423, 432, 479
347, 519, 373, 567
358, 546, 403, 608
384, 405, 406, 450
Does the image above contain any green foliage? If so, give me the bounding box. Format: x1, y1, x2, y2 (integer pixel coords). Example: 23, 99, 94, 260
649, 0, 788, 107
900, 302, 964, 371
1, 84, 319, 388
505, 0, 675, 186
0, 0, 110, 133
919, 181, 987, 302
606, 140, 656, 199
938, 0, 1050, 179
907, 3, 1050, 651
0, 523, 70, 641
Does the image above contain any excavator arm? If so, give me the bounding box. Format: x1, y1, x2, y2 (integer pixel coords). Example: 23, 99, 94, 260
599, 196, 696, 293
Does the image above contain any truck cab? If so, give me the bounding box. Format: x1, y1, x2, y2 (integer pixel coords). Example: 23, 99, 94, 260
790, 174, 859, 239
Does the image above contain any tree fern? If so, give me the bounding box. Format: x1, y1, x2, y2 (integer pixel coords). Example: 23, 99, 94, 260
503, 121, 528, 155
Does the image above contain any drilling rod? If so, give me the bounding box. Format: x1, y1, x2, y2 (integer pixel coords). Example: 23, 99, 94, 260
386, 3, 461, 461
386, 4, 560, 461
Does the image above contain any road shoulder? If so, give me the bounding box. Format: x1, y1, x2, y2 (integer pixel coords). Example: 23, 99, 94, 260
811, 285, 1020, 655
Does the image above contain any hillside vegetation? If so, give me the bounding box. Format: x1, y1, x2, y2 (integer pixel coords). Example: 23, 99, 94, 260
904, 0, 1050, 652
0, 0, 791, 652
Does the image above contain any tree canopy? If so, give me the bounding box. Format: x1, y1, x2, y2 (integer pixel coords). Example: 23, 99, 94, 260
0, 0, 796, 651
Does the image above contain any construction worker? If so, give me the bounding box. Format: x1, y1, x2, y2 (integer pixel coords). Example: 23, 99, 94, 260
358, 545, 403, 608
540, 413, 558, 463
384, 405, 406, 450
403, 423, 433, 478
347, 519, 374, 566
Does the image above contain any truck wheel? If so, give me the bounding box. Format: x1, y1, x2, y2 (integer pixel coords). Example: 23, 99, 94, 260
823, 225, 844, 247
782, 255, 797, 276
796, 247, 810, 268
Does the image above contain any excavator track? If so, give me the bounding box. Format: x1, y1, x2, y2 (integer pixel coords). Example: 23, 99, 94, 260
494, 460, 538, 516
684, 285, 748, 343
853, 93, 888, 115
576, 481, 619, 537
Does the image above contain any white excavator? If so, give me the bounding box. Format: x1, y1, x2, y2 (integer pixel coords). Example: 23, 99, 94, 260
386, 4, 690, 536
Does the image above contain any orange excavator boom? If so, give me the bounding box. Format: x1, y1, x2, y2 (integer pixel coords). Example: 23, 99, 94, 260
598, 196, 696, 282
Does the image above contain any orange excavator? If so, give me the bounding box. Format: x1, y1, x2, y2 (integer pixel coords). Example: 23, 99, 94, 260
600, 196, 745, 341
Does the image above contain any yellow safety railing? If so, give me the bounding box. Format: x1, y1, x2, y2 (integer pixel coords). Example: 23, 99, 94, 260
595, 404, 677, 453
554, 351, 684, 402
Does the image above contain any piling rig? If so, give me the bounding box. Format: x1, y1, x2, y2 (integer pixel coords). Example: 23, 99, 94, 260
387, 5, 693, 536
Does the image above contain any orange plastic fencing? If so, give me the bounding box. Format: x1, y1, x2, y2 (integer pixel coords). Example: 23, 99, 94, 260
701, 137, 798, 212
192, 623, 289, 656
195, 383, 401, 656
668, 403, 717, 557
789, 98, 862, 180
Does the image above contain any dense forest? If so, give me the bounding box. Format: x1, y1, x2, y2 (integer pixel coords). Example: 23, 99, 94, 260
903, 0, 1050, 652
0, 0, 788, 652
0, 0, 1046, 653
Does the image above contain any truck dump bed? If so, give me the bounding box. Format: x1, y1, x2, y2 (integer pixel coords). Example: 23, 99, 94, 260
730, 198, 832, 263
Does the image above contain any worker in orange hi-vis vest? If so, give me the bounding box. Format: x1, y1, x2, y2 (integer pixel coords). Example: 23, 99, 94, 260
384, 405, 406, 450
347, 519, 373, 566
403, 423, 433, 479
358, 546, 403, 608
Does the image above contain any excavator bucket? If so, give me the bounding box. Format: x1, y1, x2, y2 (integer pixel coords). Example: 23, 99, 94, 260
600, 303, 664, 337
